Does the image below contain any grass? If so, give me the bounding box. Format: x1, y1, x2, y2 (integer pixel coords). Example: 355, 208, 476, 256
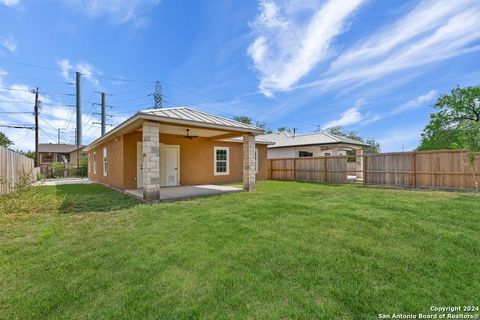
0, 181, 479, 319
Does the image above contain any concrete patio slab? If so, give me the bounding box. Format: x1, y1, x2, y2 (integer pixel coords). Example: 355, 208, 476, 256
34, 178, 93, 186
125, 184, 242, 201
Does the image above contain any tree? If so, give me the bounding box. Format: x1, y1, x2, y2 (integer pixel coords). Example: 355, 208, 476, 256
277, 126, 292, 133
18, 150, 36, 161
0, 131, 13, 148
419, 86, 480, 156
233, 115, 252, 125
325, 126, 381, 154
418, 85, 480, 189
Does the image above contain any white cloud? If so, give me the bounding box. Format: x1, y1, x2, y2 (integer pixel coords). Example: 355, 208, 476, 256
0, 36, 17, 52
295, 0, 480, 91
322, 99, 366, 128
56, 58, 100, 86
0, 0, 19, 6
71, 0, 161, 27
390, 90, 438, 115
248, 0, 365, 96
57, 58, 73, 81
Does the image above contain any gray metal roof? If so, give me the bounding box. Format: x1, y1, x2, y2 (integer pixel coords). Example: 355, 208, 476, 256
223, 136, 275, 145
140, 107, 263, 132
38, 144, 84, 153
259, 131, 369, 148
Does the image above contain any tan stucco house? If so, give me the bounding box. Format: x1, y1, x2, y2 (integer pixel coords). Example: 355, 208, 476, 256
84, 107, 270, 200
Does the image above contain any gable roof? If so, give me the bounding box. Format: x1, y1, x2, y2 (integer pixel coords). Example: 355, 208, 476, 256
85, 107, 264, 151
140, 107, 262, 132
38, 144, 84, 153
259, 131, 369, 148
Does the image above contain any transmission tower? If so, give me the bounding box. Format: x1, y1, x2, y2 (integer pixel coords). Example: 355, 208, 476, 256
149, 81, 163, 109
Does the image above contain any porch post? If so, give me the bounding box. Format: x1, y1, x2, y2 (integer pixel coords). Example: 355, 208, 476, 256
142, 121, 160, 200
243, 133, 256, 192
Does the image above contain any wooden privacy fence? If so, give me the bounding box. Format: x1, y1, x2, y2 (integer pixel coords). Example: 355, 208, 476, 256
267, 150, 480, 190
267, 156, 362, 184
0, 146, 38, 195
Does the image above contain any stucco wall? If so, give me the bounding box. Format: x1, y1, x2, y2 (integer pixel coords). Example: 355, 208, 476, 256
89, 131, 268, 189
87, 135, 125, 189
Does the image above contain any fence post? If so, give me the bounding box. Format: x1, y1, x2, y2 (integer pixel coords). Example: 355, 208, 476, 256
293, 158, 297, 181
324, 157, 328, 183
411, 151, 417, 188
363, 154, 367, 186
270, 160, 273, 180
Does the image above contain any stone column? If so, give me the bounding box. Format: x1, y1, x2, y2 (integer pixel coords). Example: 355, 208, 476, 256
243, 133, 256, 192
142, 121, 160, 200
356, 148, 364, 180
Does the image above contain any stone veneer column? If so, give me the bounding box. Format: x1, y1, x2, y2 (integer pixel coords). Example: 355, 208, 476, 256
243, 133, 256, 192
142, 121, 160, 200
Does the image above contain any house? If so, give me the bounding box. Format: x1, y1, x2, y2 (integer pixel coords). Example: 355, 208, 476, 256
259, 131, 369, 159
38, 143, 86, 177
259, 131, 369, 180
84, 107, 270, 200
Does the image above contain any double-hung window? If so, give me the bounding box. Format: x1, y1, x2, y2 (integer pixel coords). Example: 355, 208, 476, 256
214, 146, 229, 176
103, 147, 107, 176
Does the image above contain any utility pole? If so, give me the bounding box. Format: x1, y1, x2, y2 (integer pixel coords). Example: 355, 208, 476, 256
58, 128, 63, 144
93, 92, 113, 137
101, 92, 106, 136
75, 71, 81, 167
33, 87, 39, 167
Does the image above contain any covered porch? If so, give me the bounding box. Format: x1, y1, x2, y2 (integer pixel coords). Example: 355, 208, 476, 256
131, 108, 262, 201
125, 184, 242, 201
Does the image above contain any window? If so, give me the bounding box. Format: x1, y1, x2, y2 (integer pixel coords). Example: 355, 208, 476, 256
103, 147, 107, 176
255, 148, 259, 174
347, 149, 357, 162
93, 152, 96, 174
299, 151, 313, 157
214, 146, 229, 175
324, 152, 331, 156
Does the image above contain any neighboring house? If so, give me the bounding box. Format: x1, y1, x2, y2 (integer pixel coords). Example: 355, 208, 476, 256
38, 143, 85, 177
259, 131, 369, 180
259, 131, 369, 159
84, 107, 270, 200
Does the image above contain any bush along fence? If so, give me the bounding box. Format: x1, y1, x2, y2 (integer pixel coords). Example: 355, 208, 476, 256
0, 146, 39, 195
267, 150, 480, 191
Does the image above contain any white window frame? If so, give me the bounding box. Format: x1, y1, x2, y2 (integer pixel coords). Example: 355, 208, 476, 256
214, 146, 229, 176
93, 152, 96, 175
103, 147, 107, 177
255, 148, 259, 174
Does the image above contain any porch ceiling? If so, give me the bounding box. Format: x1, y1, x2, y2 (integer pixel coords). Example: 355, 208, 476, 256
137, 123, 241, 138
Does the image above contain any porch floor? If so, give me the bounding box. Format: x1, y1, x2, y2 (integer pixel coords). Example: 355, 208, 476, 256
125, 184, 242, 201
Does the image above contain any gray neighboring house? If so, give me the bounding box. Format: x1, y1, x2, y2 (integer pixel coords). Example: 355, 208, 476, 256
259, 131, 369, 159
38, 144, 85, 177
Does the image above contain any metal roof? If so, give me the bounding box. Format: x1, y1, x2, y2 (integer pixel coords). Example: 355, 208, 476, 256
223, 136, 275, 145
259, 131, 369, 148
140, 107, 263, 132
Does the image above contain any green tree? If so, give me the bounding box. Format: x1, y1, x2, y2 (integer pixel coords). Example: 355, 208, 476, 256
276, 126, 292, 133
419, 86, 480, 156
418, 85, 480, 188
0, 131, 13, 148
18, 150, 36, 161
233, 115, 252, 125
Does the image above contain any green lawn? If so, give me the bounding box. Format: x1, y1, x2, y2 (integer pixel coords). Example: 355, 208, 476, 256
1, 181, 479, 319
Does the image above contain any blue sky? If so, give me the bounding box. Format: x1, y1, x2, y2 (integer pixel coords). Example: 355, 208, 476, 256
1, 0, 479, 152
